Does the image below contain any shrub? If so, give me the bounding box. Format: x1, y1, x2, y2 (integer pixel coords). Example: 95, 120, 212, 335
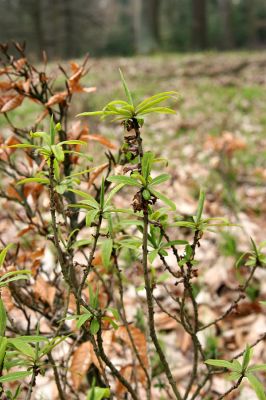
0, 43, 265, 400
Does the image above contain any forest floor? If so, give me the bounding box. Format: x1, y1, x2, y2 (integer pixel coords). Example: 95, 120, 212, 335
1, 51, 266, 399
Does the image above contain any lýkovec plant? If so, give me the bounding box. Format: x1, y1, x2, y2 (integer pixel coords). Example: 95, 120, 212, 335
1, 65, 265, 399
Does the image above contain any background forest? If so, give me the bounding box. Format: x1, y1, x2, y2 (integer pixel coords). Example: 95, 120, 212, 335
0, 0, 266, 58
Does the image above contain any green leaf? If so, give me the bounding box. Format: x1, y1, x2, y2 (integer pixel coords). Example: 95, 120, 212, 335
148, 249, 158, 263
100, 178, 105, 209
106, 307, 119, 321
248, 364, 266, 373
231, 359, 242, 373
0, 270, 31, 282
136, 95, 173, 114
196, 189, 205, 223
0, 275, 30, 287
50, 115, 55, 145
205, 359, 234, 370
0, 336, 7, 367
246, 373, 266, 400
236, 252, 248, 268
90, 318, 100, 335
87, 386, 111, 400
18, 336, 49, 343
119, 69, 133, 106
107, 175, 141, 187
161, 240, 188, 248
51, 144, 64, 162
149, 188, 176, 211
58, 140, 87, 146
30, 131, 50, 144
17, 177, 49, 185
149, 174, 170, 187
76, 314, 91, 329
104, 183, 125, 206
77, 111, 104, 117
68, 189, 99, 209
101, 239, 113, 269
0, 244, 13, 267
86, 210, 99, 227
141, 151, 154, 182
0, 370, 32, 383
227, 371, 241, 381
8, 338, 35, 359
0, 299, 6, 336
242, 345, 252, 371
136, 91, 178, 112
138, 107, 176, 116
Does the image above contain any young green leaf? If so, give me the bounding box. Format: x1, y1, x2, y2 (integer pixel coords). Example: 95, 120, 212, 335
8, 338, 35, 359
87, 386, 111, 400
0, 244, 13, 267
119, 69, 133, 106
101, 239, 113, 269
196, 189, 205, 223
141, 151, 154, 182
0, 370, 32, 383
51, 144, 64, 162
242, 345, 252, 371
68, 189, 99, 209
0, 336, 7, 367
0, 299, 6, 336
149, 188, 176, 211
17, 177, 50, 185
205, 359, 234, 370
246, 373, 266, 400
90, 318, 100, 335
107, 175, 141, 187
149, 174, 170, 187
86, 210, 99, 227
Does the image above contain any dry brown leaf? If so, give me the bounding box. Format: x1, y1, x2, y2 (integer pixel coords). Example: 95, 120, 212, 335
0, 81, 13, 91
14, 58, 26, 71
16, 224, 35, 238
1, 94, 24, 113
88, 163, 109, 188
45, 91, 68, 107
70, 341, 101, 390
88, 134, 116, 150
6, 184, 22, 201
33, 276, 56, 309
1, 287, 14, 312
116, 325, 148, 368
116, 365, 146, 397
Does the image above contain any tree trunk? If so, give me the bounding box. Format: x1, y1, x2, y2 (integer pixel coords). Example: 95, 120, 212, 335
133, 0, 160, 54
218, 0, 234, 49
191, 0, 207, 49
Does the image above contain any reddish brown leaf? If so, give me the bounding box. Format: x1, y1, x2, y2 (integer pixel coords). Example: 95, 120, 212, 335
1, 95, 24, 113
88, 134, 116, 150
16, 224, 35, 238
0, 81, 13, 91
88, 163, 109, 188
116, 325, 148, 368
6, 184, 22, 201
70, 341, 101, 389
33, 276, 56, 309
14, 58, 27, 71
116, 365, 147, 397
45, 91, 68, 107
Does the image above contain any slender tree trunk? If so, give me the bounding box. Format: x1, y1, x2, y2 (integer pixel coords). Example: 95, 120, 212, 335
133, 0, 160, 54
191, 0, 207, 49
218, 0, 234, 49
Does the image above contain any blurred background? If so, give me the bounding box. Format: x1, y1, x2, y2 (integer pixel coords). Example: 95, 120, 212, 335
0, 0, 266, 59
